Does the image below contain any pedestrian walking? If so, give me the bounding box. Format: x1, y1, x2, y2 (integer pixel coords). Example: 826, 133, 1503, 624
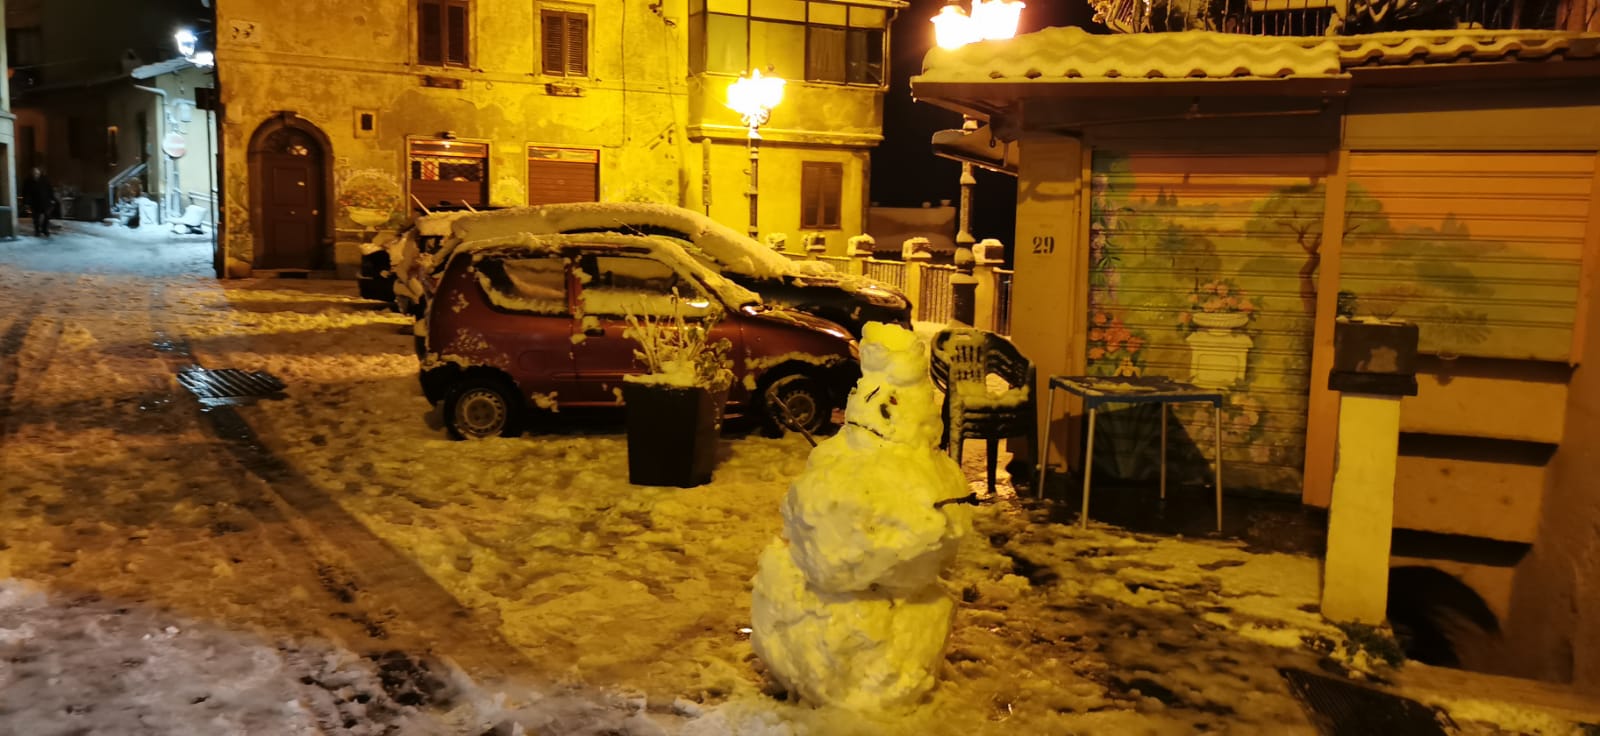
21, 167, 56, 238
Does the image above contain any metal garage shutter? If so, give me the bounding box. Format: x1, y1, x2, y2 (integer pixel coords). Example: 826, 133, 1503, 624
527, 146, 598, 206
1341, 152, 1592, 362
1086, 151, 1330, 494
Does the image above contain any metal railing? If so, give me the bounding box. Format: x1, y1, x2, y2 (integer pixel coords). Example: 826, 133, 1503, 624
918, 264, 956, 324
864, 259, 908, 293
1089, 0, 1574, 34
815, 255, 850, 272
995, 268, 1014, 335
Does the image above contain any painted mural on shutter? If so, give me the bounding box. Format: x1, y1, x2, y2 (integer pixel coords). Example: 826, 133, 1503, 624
1340, 152, 1593, 362
1087, 152, 1328, 494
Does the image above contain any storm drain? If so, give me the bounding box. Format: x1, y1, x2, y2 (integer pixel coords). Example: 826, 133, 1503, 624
177, 367, 287, 406
1280, 668, 1451, 736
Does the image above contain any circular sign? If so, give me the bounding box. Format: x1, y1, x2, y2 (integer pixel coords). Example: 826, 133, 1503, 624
162, 132, 188, 159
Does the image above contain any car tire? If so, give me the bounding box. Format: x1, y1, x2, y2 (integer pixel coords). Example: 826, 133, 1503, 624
443, 375, 523, 440
759, 372, 830, 438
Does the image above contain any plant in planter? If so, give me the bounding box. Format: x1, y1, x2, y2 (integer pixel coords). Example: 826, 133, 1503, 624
621, 294, 734, 488
1179, 278, 1258, 332
338, 172, 399, 228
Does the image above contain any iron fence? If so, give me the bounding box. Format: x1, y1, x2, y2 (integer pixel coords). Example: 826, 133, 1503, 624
1091, 0, 1571, 34
995, 268, 1014, 335
918, 264, 956, 324
864, 259, 908, 293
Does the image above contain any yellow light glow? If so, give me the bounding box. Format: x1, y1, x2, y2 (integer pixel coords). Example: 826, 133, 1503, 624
726, 69, 786, 129
931, 3, 976, 50
933, 0, 1022, 49
972, 0, 1024, 41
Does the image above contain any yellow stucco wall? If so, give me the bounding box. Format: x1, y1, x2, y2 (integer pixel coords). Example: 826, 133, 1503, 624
215, 0, 889, 271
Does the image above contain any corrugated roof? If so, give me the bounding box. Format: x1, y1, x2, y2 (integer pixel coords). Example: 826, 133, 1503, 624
917, 27, 1600, 85
918, 27, 1344, 83
1334, 30, 1600, 67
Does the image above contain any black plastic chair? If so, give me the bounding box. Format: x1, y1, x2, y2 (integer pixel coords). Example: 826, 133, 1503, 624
931, 328, 1038, 496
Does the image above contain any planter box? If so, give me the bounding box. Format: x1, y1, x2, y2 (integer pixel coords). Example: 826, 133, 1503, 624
622, 382, 727, 488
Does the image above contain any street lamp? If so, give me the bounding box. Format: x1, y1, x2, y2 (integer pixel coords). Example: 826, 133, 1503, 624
726, 69, 785, 241
931, 0, 1022, 326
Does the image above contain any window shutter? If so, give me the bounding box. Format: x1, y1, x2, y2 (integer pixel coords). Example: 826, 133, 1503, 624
566, 14, 588, 76
822, 164, 842, 228
446, 1, 469, 65
418, 0, 443, 64
541, 12, 565, 74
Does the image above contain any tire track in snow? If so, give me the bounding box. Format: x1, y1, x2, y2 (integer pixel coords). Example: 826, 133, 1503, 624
145, 283, 531, 682
0, 301, 64, 446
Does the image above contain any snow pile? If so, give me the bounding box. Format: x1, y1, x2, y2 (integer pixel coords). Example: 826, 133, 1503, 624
752, 323, 970, 712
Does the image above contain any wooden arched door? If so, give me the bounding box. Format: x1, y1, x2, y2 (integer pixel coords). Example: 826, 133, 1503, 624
250, 124, 327, 270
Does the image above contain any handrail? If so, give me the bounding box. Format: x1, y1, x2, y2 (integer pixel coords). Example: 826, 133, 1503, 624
108, 161, 149, 212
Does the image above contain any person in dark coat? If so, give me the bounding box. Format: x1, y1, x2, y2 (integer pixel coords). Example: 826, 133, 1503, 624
21, 167, 56, 238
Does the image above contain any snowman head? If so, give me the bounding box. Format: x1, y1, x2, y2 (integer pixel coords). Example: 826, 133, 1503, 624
842, 322, 941, 448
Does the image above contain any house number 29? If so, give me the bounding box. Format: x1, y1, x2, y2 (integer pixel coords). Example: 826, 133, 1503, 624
1031, 235, 1056, 254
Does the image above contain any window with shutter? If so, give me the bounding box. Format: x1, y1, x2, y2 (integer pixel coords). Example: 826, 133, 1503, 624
418, 0, 470, 67
800, 161, 843, 230
541, 10, 590, 77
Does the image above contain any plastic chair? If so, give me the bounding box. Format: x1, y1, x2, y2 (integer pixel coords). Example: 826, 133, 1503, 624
931, 328, 1038, 496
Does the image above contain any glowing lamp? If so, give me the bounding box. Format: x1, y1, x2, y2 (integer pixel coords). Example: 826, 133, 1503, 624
932, 3, 977, 50
175, 28, 198, 58
726, 69, 786, 130
972, 0, 1024, 41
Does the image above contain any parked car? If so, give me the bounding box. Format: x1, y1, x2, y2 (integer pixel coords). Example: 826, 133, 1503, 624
378, 203, 912, 337
419, 232, 862, 439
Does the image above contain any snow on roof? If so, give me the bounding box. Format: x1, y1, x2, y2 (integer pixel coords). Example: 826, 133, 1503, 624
917, 26, 1343, 84
1332, 29, 1600, 67
917, 27, 1600, 86
446, 203, 801, 280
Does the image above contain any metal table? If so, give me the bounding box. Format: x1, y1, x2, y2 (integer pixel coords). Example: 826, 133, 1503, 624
1037, 375, 1226, 530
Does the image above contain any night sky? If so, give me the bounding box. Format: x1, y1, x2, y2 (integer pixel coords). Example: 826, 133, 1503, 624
870, 0, 1100, 248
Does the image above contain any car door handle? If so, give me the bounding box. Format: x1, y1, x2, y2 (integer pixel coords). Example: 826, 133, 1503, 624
584, 327, 605, 336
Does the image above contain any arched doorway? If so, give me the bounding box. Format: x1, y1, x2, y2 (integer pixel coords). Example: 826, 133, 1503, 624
247, 115, 330, 270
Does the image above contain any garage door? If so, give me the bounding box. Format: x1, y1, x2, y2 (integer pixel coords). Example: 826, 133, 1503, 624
527, 145, 599, 206
1086, 151, 1330, 495
1341, 152, 1593, 362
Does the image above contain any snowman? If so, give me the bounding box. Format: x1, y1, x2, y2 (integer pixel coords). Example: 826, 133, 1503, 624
751, 322, 970, 712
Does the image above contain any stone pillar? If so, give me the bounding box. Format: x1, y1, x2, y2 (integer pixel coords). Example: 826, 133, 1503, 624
1320, 319, 1419, 624
1321, 393, 1403, 624
1012, 135, 1087, 480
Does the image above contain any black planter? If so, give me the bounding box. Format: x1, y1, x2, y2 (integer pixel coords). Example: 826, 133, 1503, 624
622, 382, 728, 488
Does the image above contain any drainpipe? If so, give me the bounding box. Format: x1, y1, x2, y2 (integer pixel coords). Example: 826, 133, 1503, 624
132, 84, 175, 222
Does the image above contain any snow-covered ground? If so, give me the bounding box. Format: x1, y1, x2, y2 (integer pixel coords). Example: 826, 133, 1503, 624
0, 222, 1590, 735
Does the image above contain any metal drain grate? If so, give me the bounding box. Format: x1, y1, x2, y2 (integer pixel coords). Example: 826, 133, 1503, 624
177, 367, 287, 405
1280, 668, 1451, 736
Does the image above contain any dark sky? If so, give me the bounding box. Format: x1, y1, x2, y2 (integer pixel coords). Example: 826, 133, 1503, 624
870, 0, 1099, 245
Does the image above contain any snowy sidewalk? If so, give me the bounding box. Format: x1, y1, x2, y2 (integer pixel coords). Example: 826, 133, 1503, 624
0, 224, 1592, 735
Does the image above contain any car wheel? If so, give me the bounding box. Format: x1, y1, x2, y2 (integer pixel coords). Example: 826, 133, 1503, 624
760, 373, 830, 438
443, 376, 523, 440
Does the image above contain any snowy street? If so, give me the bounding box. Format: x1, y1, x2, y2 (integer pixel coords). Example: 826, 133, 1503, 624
0, 224, 1586, 735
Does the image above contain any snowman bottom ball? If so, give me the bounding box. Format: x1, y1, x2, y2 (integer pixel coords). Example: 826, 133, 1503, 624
751, 540, 955, 712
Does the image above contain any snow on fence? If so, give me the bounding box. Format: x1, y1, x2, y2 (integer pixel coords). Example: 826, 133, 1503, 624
814, 255, 850, 272
995, 268, 1014, 335
863, 259, 907, 293
918, 264, 956, 324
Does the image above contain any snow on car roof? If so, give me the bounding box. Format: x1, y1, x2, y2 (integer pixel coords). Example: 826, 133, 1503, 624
445, 203, 802, 280
450, 231, 762, 308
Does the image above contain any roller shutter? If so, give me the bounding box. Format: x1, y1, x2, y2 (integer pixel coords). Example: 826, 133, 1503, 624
1086, 151, 1330, 494
527, 146, 599, 206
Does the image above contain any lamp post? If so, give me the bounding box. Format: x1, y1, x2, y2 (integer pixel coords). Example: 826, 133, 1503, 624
932, 0, 1022, 326
726, 70, 786, 241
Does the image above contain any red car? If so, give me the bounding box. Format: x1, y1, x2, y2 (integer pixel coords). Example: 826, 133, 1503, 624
419, 232, 861, 439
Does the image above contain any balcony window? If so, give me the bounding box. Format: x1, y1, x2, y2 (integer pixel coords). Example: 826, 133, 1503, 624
689, 0, 888, 85
800, 161, 842, 229
541, 9, 590, 77
418, 0, 471, 67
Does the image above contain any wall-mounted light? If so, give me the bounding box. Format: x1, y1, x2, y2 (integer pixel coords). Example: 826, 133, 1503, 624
175, 28, 198, 58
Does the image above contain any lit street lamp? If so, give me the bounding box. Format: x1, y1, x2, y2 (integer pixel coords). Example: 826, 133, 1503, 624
931, 0, 1022, 326
726, 69, 785, 241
